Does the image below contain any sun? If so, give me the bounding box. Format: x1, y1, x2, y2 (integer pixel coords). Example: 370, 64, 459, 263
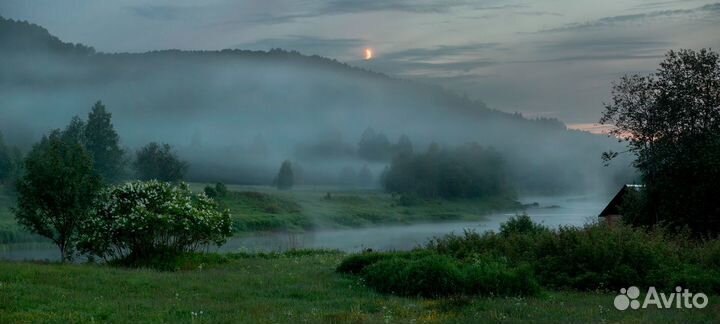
364, 48, 374, 60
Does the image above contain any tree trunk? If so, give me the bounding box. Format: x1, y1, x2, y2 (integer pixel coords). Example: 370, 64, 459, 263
59, 243, 67, 263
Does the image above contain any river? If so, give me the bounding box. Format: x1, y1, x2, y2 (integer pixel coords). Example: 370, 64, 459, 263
0, 194, 608, 261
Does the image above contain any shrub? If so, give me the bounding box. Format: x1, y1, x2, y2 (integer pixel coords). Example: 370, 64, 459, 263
499, 214, 548, 237
204, 185, 218, 198
78, 181, 232, 264
343, 252, 541, 298
215, 182, 228, 197
464, 255, 541, 297
427, 218, 720, 294
336, 252, 392, 274
336, 250, 434, 274
362, 255, 464, 298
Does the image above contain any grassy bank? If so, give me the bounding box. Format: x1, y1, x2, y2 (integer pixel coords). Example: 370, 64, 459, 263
193, 184, 521, 232
1, 251, 717, 323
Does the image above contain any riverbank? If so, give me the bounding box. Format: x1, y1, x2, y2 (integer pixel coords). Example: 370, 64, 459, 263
0, 250, 716, 323
202, 184, 523, 232
0, 183, 521, 245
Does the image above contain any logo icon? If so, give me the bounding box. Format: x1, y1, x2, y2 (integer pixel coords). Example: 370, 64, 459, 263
614, 286, 641, 310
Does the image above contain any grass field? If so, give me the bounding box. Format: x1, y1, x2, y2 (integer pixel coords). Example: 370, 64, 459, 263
0, 250, 717, 323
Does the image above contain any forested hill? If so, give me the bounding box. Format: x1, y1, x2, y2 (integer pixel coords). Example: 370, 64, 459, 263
0, 16, 633, 193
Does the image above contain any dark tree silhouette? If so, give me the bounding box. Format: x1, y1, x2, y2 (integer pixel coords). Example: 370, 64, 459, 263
134, 142, 188, 182
84, 101, 125, 182
382, 143, 512, 199
0, 131, 22, 184
14, 131, 102, 262
601, 49, 720, 234
276, 160, 294, 190
358, 127, 392, 161
394, 134, 414, 156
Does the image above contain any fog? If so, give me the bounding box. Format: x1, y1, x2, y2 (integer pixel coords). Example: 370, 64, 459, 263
0, 18, 636, 194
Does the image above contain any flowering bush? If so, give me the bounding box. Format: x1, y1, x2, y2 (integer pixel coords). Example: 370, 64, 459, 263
78, 181, 232, 263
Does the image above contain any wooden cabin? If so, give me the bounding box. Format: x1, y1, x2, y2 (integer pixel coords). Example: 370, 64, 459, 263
599, 184, 644, 225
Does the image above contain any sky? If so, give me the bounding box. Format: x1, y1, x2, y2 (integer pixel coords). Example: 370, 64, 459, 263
1, 0, 719, 126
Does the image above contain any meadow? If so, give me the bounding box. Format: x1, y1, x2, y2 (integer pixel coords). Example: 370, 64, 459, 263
3, 185, 718, 323
1, 250, 718, 323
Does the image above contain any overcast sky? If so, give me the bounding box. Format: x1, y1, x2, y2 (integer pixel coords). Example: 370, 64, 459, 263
2, 0, 719, 125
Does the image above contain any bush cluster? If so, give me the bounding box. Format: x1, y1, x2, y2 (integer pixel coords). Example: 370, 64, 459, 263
427, 217, 720, 293
204, 182, 228, 198
339, 216, 720, 298
338, 251, 540, 298
78, 181, 232, 263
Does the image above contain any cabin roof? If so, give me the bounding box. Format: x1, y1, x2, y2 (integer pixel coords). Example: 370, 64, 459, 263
598, 184, 644, 217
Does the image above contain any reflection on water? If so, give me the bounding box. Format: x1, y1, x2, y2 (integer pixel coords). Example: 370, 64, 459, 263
0, 195, 608, 261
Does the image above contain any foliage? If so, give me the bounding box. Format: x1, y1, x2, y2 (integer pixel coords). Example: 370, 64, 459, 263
204, 185, 217, 198
204, 182, 229, 198
214, 182, 228, 196
0, 131, 23, 186
84, 101, 126, 182
357, 127, 392, 161
361, 255, 464, 298
395, 134, 413, 156
601, 49, 720, 235
275, 160, 294, 190
499, 214, 549, 237
133, 142, 188, 182
13, 131, 102, 262
382, 143, 514, 199
77, 181, 232, 263
428, 218, 720, 293
349, 253, 540, 298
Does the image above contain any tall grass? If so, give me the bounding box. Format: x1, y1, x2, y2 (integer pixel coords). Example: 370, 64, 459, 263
339, 215, 720, 298
427, 215, 720, 293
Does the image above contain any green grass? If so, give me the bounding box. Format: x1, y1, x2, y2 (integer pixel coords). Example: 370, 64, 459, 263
191, 184, 521, 233
0, 251, 717, 323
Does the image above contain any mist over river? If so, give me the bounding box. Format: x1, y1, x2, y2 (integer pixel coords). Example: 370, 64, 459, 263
0, 194, 608, 262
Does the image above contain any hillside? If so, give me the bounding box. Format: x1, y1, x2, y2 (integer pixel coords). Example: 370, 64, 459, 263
0, 16, 633, 192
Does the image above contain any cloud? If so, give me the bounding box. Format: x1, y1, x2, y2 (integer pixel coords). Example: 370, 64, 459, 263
230, 0, 526, 26
317, 0, 522, 15
382, 43, 501, 61
541, 2, 720, 32
128, 5, 193, 21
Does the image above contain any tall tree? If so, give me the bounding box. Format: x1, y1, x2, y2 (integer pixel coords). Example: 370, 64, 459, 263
134, 142, 188, 182
601, 49, 720, 234
84, 101, 125, 182
0, 131, 23, 186
14, 131, 102, 262
276, 160, 294, 190
358, 127, 391, 161
0, 131, 13, 183
61, 116, 86, 145
395, 134, 414, 156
